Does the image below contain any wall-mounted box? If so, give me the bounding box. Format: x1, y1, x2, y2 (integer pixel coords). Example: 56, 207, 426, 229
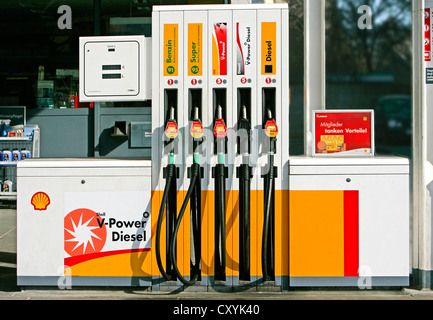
79, 35, 151, 102
130, 121, 151, 148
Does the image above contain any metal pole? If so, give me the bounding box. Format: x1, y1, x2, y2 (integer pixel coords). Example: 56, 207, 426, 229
304, 0, 326, 156
412, 0, 422, 289
415, 0, 433, 289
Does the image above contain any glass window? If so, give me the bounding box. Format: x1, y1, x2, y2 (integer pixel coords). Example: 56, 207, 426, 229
0, 1, 95, 109
288, 0, 304, 155
326, 0, 412, 158
0, 1, 226, 110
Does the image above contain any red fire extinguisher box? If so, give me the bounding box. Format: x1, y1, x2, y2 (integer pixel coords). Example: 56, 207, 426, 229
313, 110, 375, 157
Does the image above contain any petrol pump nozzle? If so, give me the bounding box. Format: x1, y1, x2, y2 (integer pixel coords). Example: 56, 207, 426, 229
190, 107, 203, 164
165, 107, 178, 140
164, 106, 178, 164
193, 106, 199, 121
191, 107, 203, 139
214, 105, 226, 138
217, 104, 223, 120
214, 105, 227, 163
264, 109, 278, 141
170, 106, 175, 122
239, 105, 251, 161
266, 108, 272, 121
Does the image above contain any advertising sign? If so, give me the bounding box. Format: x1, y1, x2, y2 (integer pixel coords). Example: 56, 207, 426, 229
0, 106, 26, 126
313, 110, 374, 157
164, 24, 178, 76
188, 23, 202, 76
426, 7, 432, 62
64, 191, 151, 277
426, 4, 433, 84
261, 22, 276, 75
212, 22, 228, 76
236, 22, 252, 75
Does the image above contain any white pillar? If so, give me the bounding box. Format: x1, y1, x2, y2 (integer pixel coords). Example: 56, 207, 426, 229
304, 0, 326, 156
414, 0, 433, 288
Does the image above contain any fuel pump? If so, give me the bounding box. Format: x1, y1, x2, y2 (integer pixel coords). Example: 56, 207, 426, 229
170, 107, 203, 286
262, 108, 278, 281
152, 3, 289, 290
213, 104, 227, 280
238, 104, 251, 280
156, 107, 178, 281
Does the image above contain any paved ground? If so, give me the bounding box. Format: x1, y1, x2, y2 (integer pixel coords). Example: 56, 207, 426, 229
1, 204, 433, 302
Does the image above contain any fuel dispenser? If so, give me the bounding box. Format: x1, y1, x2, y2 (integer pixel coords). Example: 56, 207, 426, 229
16, 3, 410, 291
16, 3, 290, 291
254, 8, 289, 288
151, 4, 290, 290
233, 10, 256, 285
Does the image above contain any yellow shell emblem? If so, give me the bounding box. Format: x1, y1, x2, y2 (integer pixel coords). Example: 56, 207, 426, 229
31, 192, 50, 211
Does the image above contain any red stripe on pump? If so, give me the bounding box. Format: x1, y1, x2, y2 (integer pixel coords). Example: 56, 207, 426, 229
344, 190, 359, 277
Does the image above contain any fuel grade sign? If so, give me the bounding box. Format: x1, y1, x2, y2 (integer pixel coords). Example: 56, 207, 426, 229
313, 110, 374, 157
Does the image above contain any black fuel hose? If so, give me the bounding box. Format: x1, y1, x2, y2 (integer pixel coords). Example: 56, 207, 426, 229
238, 108, 251, 279
240, 162, 250, 277
156, 163, 175, 281
189, 161, 201, 282
262, 139, 275, 281
170, 162, 201, 286
215, 163, 226, 279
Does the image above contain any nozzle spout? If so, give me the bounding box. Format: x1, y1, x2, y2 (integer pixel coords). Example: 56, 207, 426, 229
241, 105, 248, 121
170, 107, 175, 120
217, 105, 223, 119
194, 106, 199, 120
267, 108, 273, 120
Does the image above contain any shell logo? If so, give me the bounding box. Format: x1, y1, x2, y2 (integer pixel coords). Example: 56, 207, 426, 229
31, 192, 51, 211
64, 208, 107, 256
